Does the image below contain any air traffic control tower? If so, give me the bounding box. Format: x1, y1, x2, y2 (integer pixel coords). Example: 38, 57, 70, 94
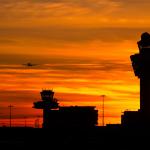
131, 32, 150, 116
122, 32, 150, 126
33, 90, 98, 128
33, 90, 59, 128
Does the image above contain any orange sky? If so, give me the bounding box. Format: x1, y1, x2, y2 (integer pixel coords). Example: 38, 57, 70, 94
0, 0, 150, 127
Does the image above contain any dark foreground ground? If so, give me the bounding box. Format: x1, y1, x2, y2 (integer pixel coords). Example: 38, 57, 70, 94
0, 126, 150, 150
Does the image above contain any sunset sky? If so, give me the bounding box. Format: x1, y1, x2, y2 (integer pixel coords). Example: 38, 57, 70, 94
0, 0, 150, 127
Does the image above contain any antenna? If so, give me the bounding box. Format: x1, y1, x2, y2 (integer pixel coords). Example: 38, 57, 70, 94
101, 95, 106, 126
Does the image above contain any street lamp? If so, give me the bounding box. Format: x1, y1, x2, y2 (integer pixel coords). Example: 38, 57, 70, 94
8, 105, 14, 128
24, 116, 27, 127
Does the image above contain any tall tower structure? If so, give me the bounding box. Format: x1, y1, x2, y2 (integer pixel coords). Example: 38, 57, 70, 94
33, 90, 59, 128
121, 32, 150, 126
131, 32, 150, 117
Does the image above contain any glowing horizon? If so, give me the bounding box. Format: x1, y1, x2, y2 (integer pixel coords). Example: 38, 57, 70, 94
1, 0, 150, 126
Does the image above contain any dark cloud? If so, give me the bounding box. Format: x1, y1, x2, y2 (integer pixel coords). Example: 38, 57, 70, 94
0, 90, 39, 103
0, 27, 148, 44
0, 0, 18, 3
112, 0, 150, 3
0, 53, 94, 64
43, 61, 131, 72
0, 39, 17, 44
0, 53, 131, 73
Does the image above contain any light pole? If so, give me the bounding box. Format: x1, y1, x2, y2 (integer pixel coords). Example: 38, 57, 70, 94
101, 95, 106, 126
8, 105, 14, 128
24, 116, 27, 127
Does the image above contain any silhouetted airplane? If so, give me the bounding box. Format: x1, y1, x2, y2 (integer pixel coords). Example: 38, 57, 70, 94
23, 63, 38, 67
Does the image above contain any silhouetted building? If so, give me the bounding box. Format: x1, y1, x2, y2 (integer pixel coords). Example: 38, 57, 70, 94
122, 32, 150, 127
33, 90, 98, 128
